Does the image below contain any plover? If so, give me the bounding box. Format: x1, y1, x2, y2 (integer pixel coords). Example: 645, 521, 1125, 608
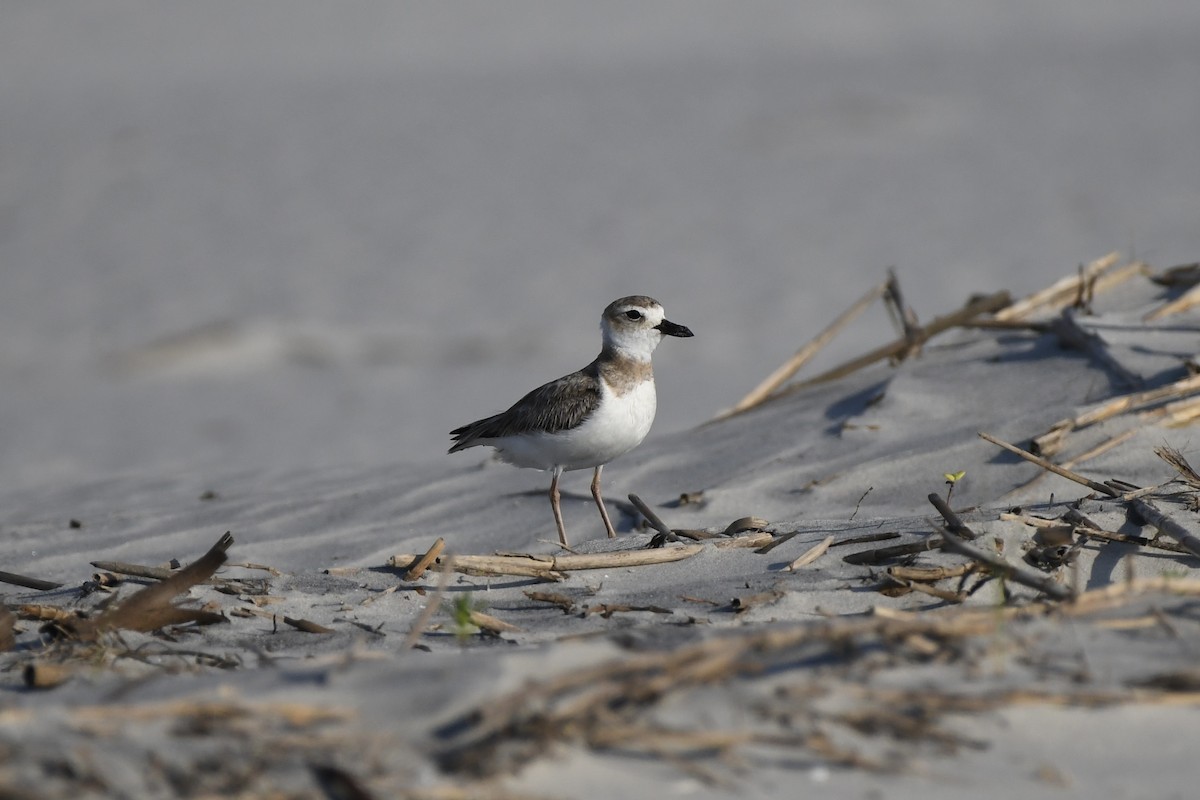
449, 296, 693, 545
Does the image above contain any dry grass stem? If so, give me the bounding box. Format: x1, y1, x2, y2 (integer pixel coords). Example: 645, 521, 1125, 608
1145, 280, 1200, 321
993, 252, 1122, 321
778, 291, 1011, 395
402, 555, 456, 650
1004, 429, 1138, 498
980, 432, 1116, 495
716, 281, 888, 419
1033, 373, 1200, 456
389, 545, 705, 580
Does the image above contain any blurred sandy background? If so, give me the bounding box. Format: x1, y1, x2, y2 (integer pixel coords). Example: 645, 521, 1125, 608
3, 1, 1199, 492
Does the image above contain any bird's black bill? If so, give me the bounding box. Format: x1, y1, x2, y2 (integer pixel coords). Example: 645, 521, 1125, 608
655, 319, 693, 338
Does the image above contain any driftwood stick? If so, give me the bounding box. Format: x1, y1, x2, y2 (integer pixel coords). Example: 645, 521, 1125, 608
716, 281, 888, 419
979, 432, 1117, 496
1127, 498, 1200, 559
778, 291, 1012, 394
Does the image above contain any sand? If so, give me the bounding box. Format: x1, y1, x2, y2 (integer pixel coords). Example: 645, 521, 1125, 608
4, 5, 1200, 799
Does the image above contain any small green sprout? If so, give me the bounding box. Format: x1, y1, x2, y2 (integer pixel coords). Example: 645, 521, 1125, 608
943, 470, 966, 503
445, 593, 489, 643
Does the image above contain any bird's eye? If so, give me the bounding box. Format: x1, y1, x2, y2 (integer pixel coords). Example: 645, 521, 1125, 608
624, 310, 642, 321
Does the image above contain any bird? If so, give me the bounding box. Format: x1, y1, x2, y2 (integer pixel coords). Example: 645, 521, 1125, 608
449, 296, 693, 546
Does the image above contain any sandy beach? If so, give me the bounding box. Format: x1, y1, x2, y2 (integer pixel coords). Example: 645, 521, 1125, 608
4, 4, 1200, 798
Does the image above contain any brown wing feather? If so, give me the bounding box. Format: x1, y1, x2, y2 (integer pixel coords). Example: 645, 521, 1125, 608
448, 361, 601, 452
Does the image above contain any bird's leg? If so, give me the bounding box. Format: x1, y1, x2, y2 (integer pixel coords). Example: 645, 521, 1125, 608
591, 464, 617, 539
549, 466, 568, 546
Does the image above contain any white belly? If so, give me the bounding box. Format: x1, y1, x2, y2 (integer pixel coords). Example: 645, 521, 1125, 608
493, 379, 657, 471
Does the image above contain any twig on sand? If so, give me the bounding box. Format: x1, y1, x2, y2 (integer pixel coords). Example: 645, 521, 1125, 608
927, 493, 980, 541
1004, 430, 1137, 499
0, 570, 62, 591
628, 493, 679, 544
388, 546, 705, 582
980, 432, 1115, 495
714, 281, 888, 420
842, 537, 944, 565
403, 537, 446, 582
234, 606, 335, 634
1144, 280, 1200, 321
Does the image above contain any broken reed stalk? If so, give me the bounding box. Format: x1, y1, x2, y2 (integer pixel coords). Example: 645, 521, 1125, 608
1002, 429, 1138, 500
993, 252, 1122, 321
628, 493, 675, 539
779, 291, 1012, 395
1127, 499, 1200, 559
237, 606, 334, 634
0, 570, 62, 591
1033, 373, 1200, 456
1145, 280, 1200, 321
786, 535, 835, 570
402, 555, 456, 650
403, 537, 446, 582
716, 281, 888, 420
927, 493, 980, 541
979, 432, 1115, 495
